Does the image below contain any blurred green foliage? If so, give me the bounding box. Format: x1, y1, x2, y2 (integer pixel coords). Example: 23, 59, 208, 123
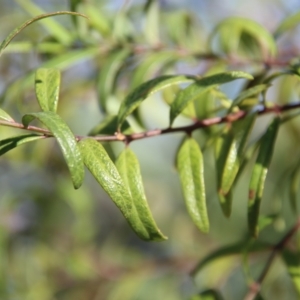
1, 1, 300, 299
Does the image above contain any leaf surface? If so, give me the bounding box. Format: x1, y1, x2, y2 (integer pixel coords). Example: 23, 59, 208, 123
177, 138, 209, 233
22, 111, 84, 189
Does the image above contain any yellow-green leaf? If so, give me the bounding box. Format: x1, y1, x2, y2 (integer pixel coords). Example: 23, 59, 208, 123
177, 138, 209, 233
22, 111, 84, 189
115, 148, 167, 241
35, 68, 61, 112
0, 108, 14, 122
117, 75, 195, 128
274, 12, 300, 38
248, 117, 280, 237
78, 138, 132, 218
169, 71, 253, 125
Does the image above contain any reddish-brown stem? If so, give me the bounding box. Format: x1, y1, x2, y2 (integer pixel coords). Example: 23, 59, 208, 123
244, 218, 300, 300
1, 101, 300, 143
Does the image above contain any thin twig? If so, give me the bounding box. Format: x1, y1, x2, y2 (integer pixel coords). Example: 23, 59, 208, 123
244, 218, 300, 300
1, 101, 300, 143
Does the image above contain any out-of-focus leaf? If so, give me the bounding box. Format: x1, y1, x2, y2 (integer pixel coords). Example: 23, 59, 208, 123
229, 84, 270, 112
115, 148, 167, 241
274, 12, 300, 38
89, 115, 131, 136
191, 239, 269, 276
189, 289, 224, 300
112, 10, 134, 42
97, 49, 131, 112
210, 17, 277, 58
4, 41, 65, 53
0, 134, 45, 156
15, 0, 83, 45
169, 71, 253, 125
22, 111, 84, 189
177, 138, 209, 233
0, 11, 87, 57
70, 0, 82, 25
1, 47, 98, 104
0, 108, 14, 122
144, 0, 160, 45
289, 165, 300, 213
84, 3, 111, 36
35, 68, 61, 112
117, 75, 195, 128
282, 249, 300, 296
78, 138, 133, 218
248, 117, 280, 237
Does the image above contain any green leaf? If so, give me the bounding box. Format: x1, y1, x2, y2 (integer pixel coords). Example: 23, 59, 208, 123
215, 114, 256, 217
191, 239, 269, 276
115, 148, 167, 241
274, 12, 300, 38
117, 75, 195, 128
89, 115, 131, 136
282, 249, 300, 296
210, 17, 277, 58
169, 71, 253, 125
35, 68, 61, 112
289, 167, 300, 213
0, 11, 87, 57
177, 138, 209, 233
0, 108, 14, 122
22, 111, 84, 189
0, 134, 45, 156
97, 49, 131, 112
144, 0, 160, 45
229, 84, 270, 112
15, 0, 83, 45
248, 117, 280, 237
78, 138, 132, 217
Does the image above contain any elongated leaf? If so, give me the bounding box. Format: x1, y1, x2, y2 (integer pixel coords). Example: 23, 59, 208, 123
229, 84, 270, 112
144, 0, 160, 45
289, 167, 300, 213
177, 138, 209, 233
35, 68, 61, 112
191, 239, 269, 276
22, 111, 84, 189
169, 71, 253, 125
0, 11, 87, 57
97, 49, 131, 112
0, 108, 14, 122
78, 138, 132, 218
282, 249, 300, 295
274, 12, 300, 38
0, 134, 45, 156
15, 0, 82, 45
248, 117, 280, 237
210, 17, 277, 58
117, 75, 195, 128
115, 148, 167, 241
215, 114, 256, 216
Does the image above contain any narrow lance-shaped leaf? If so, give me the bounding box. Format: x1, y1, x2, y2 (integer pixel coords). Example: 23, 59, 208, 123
115, 148, 167, 241
0, 11, 87, 57
78, 138, 132, 218
169, 71, 253, 125
289, 167, 300, 213
282, 249, 300, 296
0, 108, 14, 122
274, 12, 300, 38
248, 117, 280, 237
0, 134, 46, 156
189, 289, 224, 300
177, 138, 209, 233
117, 75, 195, 128
35, 68, 61, 112
97, 49, 131, 113
214, 114, 256, 217
22, 111, 84, 189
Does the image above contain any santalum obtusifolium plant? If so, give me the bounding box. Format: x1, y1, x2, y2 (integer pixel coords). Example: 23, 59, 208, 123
1, 1, 300, 299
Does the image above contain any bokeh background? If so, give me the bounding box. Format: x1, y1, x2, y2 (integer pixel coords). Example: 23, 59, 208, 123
1, 1, 300, 299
